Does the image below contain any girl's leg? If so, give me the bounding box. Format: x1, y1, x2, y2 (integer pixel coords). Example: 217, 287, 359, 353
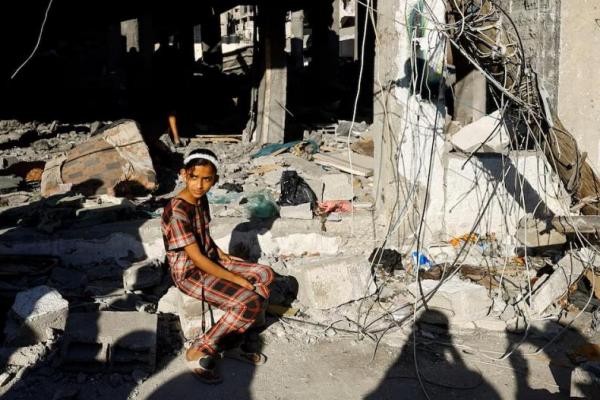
177, 272, 264, 356
221, 260, 275, 300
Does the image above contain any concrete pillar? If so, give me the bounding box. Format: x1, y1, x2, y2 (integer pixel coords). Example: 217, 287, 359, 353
558, 0, 600, 172
255, 5, 287, 144
372, 0, 447, 247
332, 0, 341, 57
290, 10, 304, 69
201, 7, 223, 68
120, 19, 140, 52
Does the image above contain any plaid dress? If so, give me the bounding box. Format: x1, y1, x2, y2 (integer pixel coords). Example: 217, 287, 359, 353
161, 196, 274, 355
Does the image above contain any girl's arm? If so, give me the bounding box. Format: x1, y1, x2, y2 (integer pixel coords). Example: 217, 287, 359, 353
184, 242, 253, 290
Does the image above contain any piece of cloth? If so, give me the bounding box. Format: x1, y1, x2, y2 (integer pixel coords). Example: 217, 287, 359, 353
161, 196, 217, 282
178, 260, 274, 355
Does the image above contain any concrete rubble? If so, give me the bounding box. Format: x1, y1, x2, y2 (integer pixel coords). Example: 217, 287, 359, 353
4, 286, 69, 346
59, 312, 157, 372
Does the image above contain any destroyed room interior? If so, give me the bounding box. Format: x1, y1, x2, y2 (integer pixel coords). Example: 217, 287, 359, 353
0, 0, 599, 399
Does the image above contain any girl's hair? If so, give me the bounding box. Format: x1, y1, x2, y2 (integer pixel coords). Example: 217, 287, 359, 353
183, 148, 219, 173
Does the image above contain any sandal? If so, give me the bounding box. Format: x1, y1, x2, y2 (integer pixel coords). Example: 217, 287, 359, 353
184, 355, 223, 384
224, 347, 267, 366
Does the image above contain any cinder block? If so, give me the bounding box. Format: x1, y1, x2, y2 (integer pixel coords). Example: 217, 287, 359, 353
123, 259, 163, 291
59, 311, 157, 372
4, 286, 69, 346
321, 174, 353, 201
288, 256, 376, 309
407, 277, 493, 322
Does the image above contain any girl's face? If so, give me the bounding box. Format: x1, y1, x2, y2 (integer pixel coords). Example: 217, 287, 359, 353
181, 164, 217, 199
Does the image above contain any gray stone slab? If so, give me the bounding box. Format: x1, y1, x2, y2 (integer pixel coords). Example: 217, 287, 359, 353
288, 255, 375, 309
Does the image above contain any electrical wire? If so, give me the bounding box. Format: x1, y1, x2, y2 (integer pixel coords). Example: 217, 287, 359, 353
10, 0, 55, 80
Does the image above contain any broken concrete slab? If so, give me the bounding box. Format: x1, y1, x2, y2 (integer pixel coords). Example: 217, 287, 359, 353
516, 215, 567, 249
407, 277, 493, 322
122, 259, 163, 291
279, 154, 326, 179
279, 203, 313, 220
443, 151, 571, 242
157, 286, 180, 314
0, 219, 164, 267
0, 343, 48, 367
288, 255, 375, 309
570, 363, 600, 398
0, 175, 22, 194
314, 151, 374, 177
60, 311, 157, 372
449, 110, 511, 153
4, 286, 69, 345
529, 249, 589, 315
321, 173, 354, 201
12, 285, 68, 320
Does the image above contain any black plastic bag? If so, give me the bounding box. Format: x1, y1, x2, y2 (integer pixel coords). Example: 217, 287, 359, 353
278, 170, 317, 208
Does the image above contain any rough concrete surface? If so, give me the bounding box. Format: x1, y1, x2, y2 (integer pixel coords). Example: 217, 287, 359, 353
288, 255, 376, 309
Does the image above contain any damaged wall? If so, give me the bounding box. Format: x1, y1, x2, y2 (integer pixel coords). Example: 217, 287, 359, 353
495, 0, 561, 107
557, 1, 600, 173
373, 0, 572, 252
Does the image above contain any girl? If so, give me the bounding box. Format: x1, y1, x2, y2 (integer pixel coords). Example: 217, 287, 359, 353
161, 148, 274, 383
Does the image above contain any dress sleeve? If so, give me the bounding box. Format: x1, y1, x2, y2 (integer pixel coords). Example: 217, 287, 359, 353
165, 206, 196, 250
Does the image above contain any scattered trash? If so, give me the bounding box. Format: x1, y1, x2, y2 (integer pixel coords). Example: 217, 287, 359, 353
219, 182, 244, 193
279, 170, 318, 208
243, 191, 280, 219
252, 141, 301, 158
369, 248, 403, 273
318, 200, 352, 214
411, 251, 432, 271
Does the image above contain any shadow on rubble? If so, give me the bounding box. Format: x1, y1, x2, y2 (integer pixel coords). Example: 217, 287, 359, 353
365, 310, 502, 400
0, 183, 180, 399
506, 323, 598, 399
228, 217, 277, 263
366, 309, 599, 400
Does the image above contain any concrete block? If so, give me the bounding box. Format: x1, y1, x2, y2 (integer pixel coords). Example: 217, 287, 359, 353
4, 286, 69, 345
444, 151, 571, 242
570, 364, 600, 398
179, 308, 226, 340
0, 344, 48, 367
305, 178, 323, 202
450, 110, 510, 153
157, 286, 180, 314
0, 219, 165, 267
321, 173, 353, 201
407, 277, 492, 322
12, 285, 68, 320
288, 255, 376, 309
60, 311, 157, 372
279, 203, 313, 220
516, 215, 567, 248
530, 250, 587, 315
122, 259, 163, 291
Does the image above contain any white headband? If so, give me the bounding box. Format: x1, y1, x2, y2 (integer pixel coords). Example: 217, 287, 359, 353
184, 154, 220, 170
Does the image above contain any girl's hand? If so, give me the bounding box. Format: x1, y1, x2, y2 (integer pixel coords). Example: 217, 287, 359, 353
219, 252, 245, 263
232, 275, 255, 291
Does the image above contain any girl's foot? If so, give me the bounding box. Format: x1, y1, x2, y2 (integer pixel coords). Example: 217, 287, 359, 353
185, 348, 222, 384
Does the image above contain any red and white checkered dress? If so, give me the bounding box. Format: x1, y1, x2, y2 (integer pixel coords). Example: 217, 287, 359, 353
161, 196, 274, 355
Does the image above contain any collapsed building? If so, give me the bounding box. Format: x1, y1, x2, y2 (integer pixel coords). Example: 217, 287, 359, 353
0, 0, 599, 398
